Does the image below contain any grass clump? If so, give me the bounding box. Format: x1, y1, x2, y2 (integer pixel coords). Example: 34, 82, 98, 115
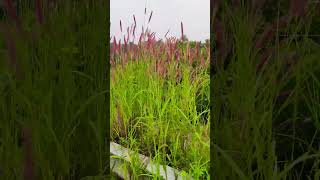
110, 11, 210, 179
213, 1, 320, 179
0, 1, 108, 179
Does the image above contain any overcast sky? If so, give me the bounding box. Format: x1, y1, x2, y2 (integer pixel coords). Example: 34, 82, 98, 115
110, 0, 210, 43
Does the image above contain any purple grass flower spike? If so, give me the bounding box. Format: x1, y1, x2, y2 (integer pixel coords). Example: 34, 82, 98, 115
181, 22, 184, 41
120, 20, 123, 32
35, 0, 44, 24
133, 15, 137, 26
148, 11, 153, 24
113, 36, 117, 53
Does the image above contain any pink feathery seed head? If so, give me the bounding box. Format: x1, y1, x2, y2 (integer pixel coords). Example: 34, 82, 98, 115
118, 39, 121, 52
124, 35, 127, 50
113, 36, 117, 53
180, 22, 184, 41
148, 11, 153, 23
133, 24, 136, 38
35, 0, 44, 24
120, 20, 123, 32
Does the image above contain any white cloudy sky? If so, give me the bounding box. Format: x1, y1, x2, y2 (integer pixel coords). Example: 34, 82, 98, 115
110, 0, 210, 42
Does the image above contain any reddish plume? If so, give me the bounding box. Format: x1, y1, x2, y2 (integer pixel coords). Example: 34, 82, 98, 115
120, 20, 123, 32
148, 11, 153, 24
181, 22, 184, 41
133, 15, 137, 26
113, 36, 117, 53
118, 39, 121, 52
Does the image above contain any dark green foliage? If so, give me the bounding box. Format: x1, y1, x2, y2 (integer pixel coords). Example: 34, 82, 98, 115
213, 1, 320, 179
0, 1, 109, 179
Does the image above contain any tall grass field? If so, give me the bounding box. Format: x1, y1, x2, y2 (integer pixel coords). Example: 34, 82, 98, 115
0, 1, 108, 179
110, 10, 210, 179
212, 1, 320, 179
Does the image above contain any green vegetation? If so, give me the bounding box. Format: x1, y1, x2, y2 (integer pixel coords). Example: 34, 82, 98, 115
110, 14, 210, 179
213, 1, 320, 179
0, 1, 108, 179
